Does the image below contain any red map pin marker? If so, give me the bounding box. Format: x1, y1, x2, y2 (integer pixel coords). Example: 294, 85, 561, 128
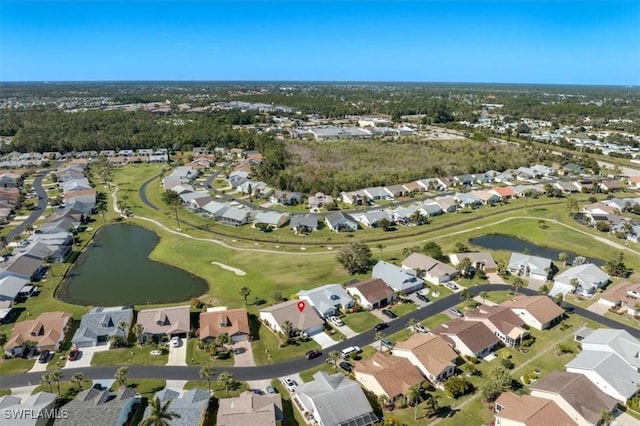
297, 301, 306, 312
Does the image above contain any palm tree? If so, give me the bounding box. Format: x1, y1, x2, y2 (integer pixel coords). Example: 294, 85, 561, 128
459, 288, 472, 304
25, 224, 34, 235
376, 243, 384, 260
0, 332, 7, 354
218, 371, 236, 395
117, 321, 128, 339
512, 276, 526, 295
280, 320, 294, 341
161, 189, 182, 230
599, 410, 614, 426
41, 373, 53, 393
133, 324, 144, 345
402, 246, 420, 258
456, 257, 473, 278
374, 331, 385, 351
239, 287, 251, 306
114, 366, 129, 388
407, 383, 424, 420
570, 278, 580, 293
140, 396, 181, 426
50, 370, 63, 395
199, 366, 216, 392
423, 393, 439, 418
558, 252, 569, 266
0, 234, 8, 254
479, 291, 489, 305
407, 318, 417, 333
327, 350, 341, 370
96, 201, 108, 220
71, 373, 85, 391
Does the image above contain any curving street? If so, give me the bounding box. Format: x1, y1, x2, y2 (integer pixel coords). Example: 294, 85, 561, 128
7, 168, 51, 241
1, 284, 637, 389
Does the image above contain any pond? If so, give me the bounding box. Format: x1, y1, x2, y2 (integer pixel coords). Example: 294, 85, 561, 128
56, 223, 209, 306
470, 234, 604, 267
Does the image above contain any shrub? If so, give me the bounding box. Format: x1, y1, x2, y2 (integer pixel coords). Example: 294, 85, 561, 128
557, 343, 574, 354
501, 358, 515, 370
394, 398, 407, 409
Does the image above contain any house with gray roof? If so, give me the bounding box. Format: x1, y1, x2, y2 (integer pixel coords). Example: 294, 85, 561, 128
253, 211, 289, 228
142, 388, 210, 426
202, 200, 229, 217
290, 214, 319, 233
353, 210, 393, 228
507, 252, 552, 281
236, 180, 267, 194
550, 263, 610, 298
453, 192, 481, 208
0, 391, 56, 426
434, 196, 458, 213
385, 184, 408, 198
56, 386, 138, 426
363, 186, 392, 200
295, 372, 378, 426
372, 260, 424, 294
420, 203, 443, 217
298, 284, 354, 318
217, 391, 284, 426
219, 207, 251, 226
325, 212, 358, 233
391, 204, 420, 225
402, 253, 457, 285
72, 306, 134, 348
2, 254, 44, 280
576, 328, 640, 370
0, 272, 33, 308
554, 180, 580, 194
259, 299, 324, 336
269, 191, 302, 206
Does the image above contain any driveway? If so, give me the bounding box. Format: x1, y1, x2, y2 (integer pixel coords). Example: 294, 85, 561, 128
613, 410, 640, 426
310, 332, 336, 350
587, 301, 610, 316
63, 344, 110, 369
232, 340, 255, 367
369, 309, 395, 323
28, 357, 48, 373
167, 341, 187, 366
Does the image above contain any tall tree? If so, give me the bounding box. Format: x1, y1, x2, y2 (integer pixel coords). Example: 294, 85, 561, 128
132, 323, 144, 345
71, 373, 85, 391
218, 371, 236, 395
422, 242, 444, 261
41, 373, 53, 394
512, 276, 526, 295
374, 331, 385, 352
199, 366, 216, 392
50, 370, 63, 395
0, 332, 7, 354
161, 190, 182, 230
239, 287, 251, 306
335, 241, 373, 274
96, 200, 108, 220
327, 350, 341, 370
140, 396, 181, 426
115, 366, 129, 388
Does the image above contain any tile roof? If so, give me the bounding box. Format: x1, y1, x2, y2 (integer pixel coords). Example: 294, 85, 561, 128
260, 299, 324, 333
495, 392, 577, 426
199, 308, 250, 341
394, 333, 458, 378
6, 311, 72, 351
136, 305, 191, 336
501, 295, 564, 327
217, 391, 284, 426
433, 319, 498, 354
345, 278, 394, 304
354, 352, 425, 398
401, 253, 456, 277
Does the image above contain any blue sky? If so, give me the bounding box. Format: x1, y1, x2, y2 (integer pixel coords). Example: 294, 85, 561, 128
1, 1, 639, 84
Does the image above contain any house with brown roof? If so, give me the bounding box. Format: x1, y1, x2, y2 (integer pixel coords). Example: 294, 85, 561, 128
4, 311, 72, 357
433, 319, 499, 359
402, 181, 424, 193
463, 305, 529, 347
530, 371, 619, 426
494, 392, 578, 426
136, 305, 191, 341
392, 333, 458, 384
354, 352, 425, 400
217, 391, 284, 426
345, 278, 395, 310
449, 252, 498, 274
401, 253, 457, 285
597, 281, 640, 316
501, 295, 564, 330
199, 308, 250, 343
259, 299, 324, 337
599, 179, 625, 193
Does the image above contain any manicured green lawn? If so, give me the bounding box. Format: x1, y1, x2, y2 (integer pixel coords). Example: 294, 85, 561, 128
32, 380, 93, 398
299, 363, 337, 383
389, 302, 417, 318
251, 317, 320, 365
341, 310, 380, 333
184, 379, 249, 399
91, 346, 168, 366
0, 389, 11, 396
117, 379, 166, 397
186, 338, 234, 367
0, 358, 34, 375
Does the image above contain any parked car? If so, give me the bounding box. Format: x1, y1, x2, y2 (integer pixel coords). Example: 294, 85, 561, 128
373, 323, 388, 332
448, 307, 464, 317
305, 350, 322, 360
381, 338, 394, 349
340, 346, 362, 359
38, 350, 50, 364
68, 348, 80, 361
339, 361, 353, 373
266, 386, 278, 394
414, 323, 429, 334
416, 293, 430, 303
328, 316, 344, 327
283, 377, 297, 392
445, 282, 459, 291
381, 309, 398, 319
170, 336, 181, 347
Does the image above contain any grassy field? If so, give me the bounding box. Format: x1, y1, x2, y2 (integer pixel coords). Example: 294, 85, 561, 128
91, 346, 169, 366
186, 338, 234, 367
0, 358, 35, 375
250, 315, 321, 365
341, 310, 380, 333
183, 379, 249, 399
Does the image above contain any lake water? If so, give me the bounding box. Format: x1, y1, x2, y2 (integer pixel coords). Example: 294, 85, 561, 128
470, 234, 604, 266
56, 223, 208, 305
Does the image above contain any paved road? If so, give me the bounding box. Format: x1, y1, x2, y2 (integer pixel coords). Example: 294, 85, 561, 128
2, 285, 637, 388
139, 175, 159, 210
7, 170, 50, 241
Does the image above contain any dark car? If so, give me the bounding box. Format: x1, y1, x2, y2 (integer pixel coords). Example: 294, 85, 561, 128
68, 348, 81, 361
305, 350, 322, 360
564, 305, 575, 313
373, 323, 388, 332
416, 293, 430, 303
339, 361, 353, 373
381, 309, 398, 319
38, 350, 50, 364
381, 338, 394, 349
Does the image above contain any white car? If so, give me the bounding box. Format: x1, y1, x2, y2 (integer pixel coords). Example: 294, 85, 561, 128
283, 377, 297, 392
414, 323, 429, 334
329, 316, 344, 327
170, 336, 181, 347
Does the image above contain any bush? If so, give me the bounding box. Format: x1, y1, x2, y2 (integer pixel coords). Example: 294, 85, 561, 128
557, 343, 574, 354
501, 358, 515, 370
464, 355, 479, 364
394, 398, 407, 409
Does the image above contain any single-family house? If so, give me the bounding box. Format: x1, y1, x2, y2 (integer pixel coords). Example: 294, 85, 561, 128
71, 306, 134, 348
4, 311, 72, 357
345, 278, 395, 310
401, 253, 457, 285
295, 372, 378, 426
575, 328, 640, 370
454, 192, 481, 209
449, 252, 498, 274
463, 305, 529, 347
372, 261, 424, 294
0, 172, 22, 188
494, 392, 578, 426
454, 174, 474, 187
253, 211, 290, 228
354, 210, 393, 228
600, 180, 625, 193
402, 181, 424, 193
353, 352, 425, 400
363, 186, 392, 200
0, 392, 57, 426
227, 171, 249, 188
420, 203, 443, 217
385, 184, 408, 198
325, 212, 358, 233
495, 170, 516, 183
511, 185, 539, 198
0, 272, 32, 308
142, 388, 210, 426
307, 192, 334, 210
433, 319, 499, 358
136, 305, 191, 341
339, 190, 366, 205
550, 263, 610, 298
507, 252, 552, 281
554, 180, 580, 194
434, 196, 458, 213
219, 207, 251, 226
392, 333, 458, 384
269, 191, 302, 206
259, 299, 324, 337
217, 390, 284, 426
492, 186, 517, 199
598, 281, 640, 316
501, 295, 565, 330
57, 386, 139, 426
472, 189, 502, 205
298, 284, 354, 318
199, 308, 250, 343
531, 371, 619, 426
391, 204, 421, 225
290, 214, 319, 234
